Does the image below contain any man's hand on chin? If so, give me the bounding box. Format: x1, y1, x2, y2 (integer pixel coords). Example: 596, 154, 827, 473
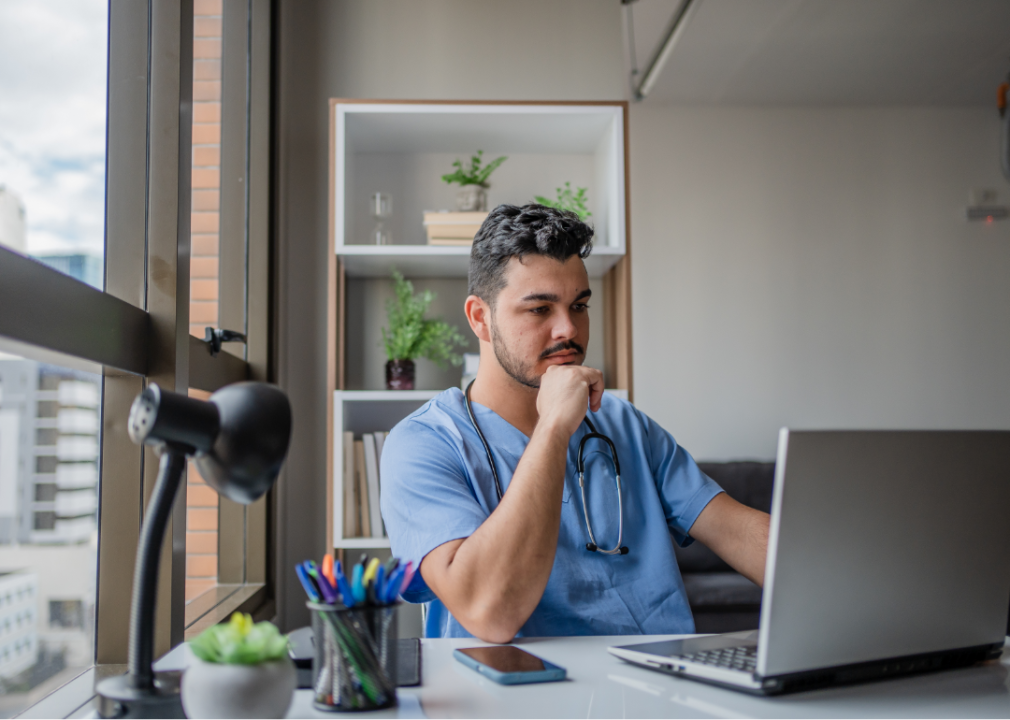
535, 365, 605, 439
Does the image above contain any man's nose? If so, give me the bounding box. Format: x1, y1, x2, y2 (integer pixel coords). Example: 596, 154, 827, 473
552, 310, 578, 340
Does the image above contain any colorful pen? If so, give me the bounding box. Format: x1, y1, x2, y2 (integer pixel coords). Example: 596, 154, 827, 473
295, 563, 321, 602
322, 553, 336, 586
333, 560, 356, 608
382, 556, 399, 578
399, 560, 415, 595
363, 557, 381, 585
383, 567, 404, 604
303, 561, 338, 604
311, 564, 340, 604
351, 562, 366, 605
374, 565, 386, 604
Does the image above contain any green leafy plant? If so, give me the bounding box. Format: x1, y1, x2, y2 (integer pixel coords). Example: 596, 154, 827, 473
382, 271, 467, 366
534, 182, 592, 221
190, 612, 289, 665
441, 150, 507, 188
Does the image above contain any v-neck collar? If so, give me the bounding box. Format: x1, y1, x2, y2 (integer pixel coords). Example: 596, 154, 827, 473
468, 397, 532, 444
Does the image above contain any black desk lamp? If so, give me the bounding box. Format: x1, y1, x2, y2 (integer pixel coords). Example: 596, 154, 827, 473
96, 382, 291, 718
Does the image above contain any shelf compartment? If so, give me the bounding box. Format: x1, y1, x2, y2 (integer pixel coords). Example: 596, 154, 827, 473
333, 389, 446, 547
333, 102, 627, 270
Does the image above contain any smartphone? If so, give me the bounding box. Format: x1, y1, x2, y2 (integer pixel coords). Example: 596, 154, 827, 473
453, 646, 566, 685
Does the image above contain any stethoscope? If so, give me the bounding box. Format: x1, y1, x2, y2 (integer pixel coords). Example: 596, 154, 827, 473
464, 380, 629, 555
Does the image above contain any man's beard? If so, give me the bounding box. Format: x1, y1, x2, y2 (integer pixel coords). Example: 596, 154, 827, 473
489, 316, 585, 389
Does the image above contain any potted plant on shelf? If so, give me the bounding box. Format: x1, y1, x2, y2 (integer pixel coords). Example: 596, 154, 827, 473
534, 182, 592, 221
441, 149, 508, 211
182, 612, 296, 719
382, 270, 467, 390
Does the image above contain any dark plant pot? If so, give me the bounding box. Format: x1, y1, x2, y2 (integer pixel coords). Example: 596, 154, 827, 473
386, 359, 415, 390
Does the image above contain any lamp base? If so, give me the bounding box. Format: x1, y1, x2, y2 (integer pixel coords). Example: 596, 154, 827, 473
95, 672, 184, 719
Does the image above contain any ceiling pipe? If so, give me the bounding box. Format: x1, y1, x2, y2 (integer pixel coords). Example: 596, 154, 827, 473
633, 0, 702, 102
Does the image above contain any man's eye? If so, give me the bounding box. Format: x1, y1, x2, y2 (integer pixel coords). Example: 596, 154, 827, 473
530, 306, 549, 315
572, 304, 589, 312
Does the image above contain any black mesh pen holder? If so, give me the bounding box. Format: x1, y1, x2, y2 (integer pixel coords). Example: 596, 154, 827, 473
309, 601, 398, 711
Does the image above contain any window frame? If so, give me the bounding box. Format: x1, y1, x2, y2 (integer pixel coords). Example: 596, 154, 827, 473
0, 0, 275, 679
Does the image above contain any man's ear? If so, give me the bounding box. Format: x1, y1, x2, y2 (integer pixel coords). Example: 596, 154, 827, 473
464, 295, 492, 343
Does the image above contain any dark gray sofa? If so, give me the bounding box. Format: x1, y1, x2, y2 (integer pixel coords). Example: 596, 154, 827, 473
675, 462, 775, 634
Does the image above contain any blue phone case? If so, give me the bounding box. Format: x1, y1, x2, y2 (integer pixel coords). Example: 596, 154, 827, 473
453, 647, 567, 685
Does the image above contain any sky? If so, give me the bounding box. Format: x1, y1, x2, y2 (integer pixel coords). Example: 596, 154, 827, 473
0, 0, 108, 257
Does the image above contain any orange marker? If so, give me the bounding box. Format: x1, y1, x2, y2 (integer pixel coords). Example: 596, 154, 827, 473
322, 553, 335, 586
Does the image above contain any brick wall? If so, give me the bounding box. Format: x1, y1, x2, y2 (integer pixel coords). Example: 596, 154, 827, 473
185, 0, 222, 603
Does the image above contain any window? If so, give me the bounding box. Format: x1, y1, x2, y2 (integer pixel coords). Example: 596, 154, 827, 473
0, 2, 107, 291
0, 0, 273, 714
0, 0, 106, 710
182, 0, 273, 637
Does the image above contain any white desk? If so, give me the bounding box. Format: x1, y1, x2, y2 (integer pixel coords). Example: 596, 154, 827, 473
29, 635, 1010, 718
288, 635, 1010, 719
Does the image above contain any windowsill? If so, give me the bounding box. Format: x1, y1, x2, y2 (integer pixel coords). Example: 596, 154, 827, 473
16, 664, 125, 719
184, 582, 270, 640
18, 585, 272, 718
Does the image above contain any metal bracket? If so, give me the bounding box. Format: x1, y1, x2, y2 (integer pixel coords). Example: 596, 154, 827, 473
203, 327, 247, 357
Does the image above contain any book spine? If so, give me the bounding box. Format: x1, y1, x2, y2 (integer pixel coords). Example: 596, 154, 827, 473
362, 434, 383, 538
374, 432, 387, 537
342, 432, 356, 538
354, 440, 371, 537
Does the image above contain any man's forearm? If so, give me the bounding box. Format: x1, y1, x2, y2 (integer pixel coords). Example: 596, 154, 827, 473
688, 494, 770, 587
422, 420, 571, 641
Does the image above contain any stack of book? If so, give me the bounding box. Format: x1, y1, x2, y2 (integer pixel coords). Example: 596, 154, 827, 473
341, 431, 389, 539
422, 211, 488, 246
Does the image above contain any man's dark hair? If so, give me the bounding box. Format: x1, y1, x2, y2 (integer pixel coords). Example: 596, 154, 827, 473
468, 203, 593, 305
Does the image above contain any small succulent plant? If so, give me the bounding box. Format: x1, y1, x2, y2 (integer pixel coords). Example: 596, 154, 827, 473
190, 612, 289, 665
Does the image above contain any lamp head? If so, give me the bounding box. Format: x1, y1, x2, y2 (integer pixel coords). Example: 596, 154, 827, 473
128, 382, 291, 504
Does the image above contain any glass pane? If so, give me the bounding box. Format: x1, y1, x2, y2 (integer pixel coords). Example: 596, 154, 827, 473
0, 351, 100, 715
0, 1, 108, 291
185, 389, 217, 604
190, 0, 222, 338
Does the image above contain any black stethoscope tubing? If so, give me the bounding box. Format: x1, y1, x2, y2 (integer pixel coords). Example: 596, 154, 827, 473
463, 380, 629, 555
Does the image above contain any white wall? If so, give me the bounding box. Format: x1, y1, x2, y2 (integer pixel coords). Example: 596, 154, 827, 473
630, 106, 1010, 460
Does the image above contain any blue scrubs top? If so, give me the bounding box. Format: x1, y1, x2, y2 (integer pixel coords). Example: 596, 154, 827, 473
379, 388, 723, 639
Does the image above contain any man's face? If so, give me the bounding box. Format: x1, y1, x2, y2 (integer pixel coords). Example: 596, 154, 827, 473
487, 254, 591, 388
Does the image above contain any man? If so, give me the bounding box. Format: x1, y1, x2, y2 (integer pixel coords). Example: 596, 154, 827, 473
381, 204, 769, 642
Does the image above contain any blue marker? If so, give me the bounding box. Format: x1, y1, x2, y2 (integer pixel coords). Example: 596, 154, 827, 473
304, 561, 337, 604
333, 560, 356, 608
384, 566, 405, 604
351, 562, 366, 605
374, 566, 386, 605
295, 563, 321, 603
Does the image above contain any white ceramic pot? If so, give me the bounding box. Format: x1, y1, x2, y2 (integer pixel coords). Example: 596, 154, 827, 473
181, 656, 296, 719
456, 185, 487, 211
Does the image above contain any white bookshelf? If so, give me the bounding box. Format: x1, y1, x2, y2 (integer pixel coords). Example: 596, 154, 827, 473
327, 100, 634, 553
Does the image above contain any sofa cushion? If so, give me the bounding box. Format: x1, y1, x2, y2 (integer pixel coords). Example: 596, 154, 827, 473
682, 572, 762, 607
674, 462, 774, 573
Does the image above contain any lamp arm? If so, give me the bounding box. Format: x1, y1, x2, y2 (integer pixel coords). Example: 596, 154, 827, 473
128, 447, 188, 689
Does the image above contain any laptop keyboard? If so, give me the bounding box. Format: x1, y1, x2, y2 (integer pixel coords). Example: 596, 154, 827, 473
676, 645, 757, 672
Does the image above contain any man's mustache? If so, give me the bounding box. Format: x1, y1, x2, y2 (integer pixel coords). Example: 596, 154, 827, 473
540, 340, 585, 360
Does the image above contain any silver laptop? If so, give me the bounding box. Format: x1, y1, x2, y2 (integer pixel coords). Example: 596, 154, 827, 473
609, 429, 1010, 694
